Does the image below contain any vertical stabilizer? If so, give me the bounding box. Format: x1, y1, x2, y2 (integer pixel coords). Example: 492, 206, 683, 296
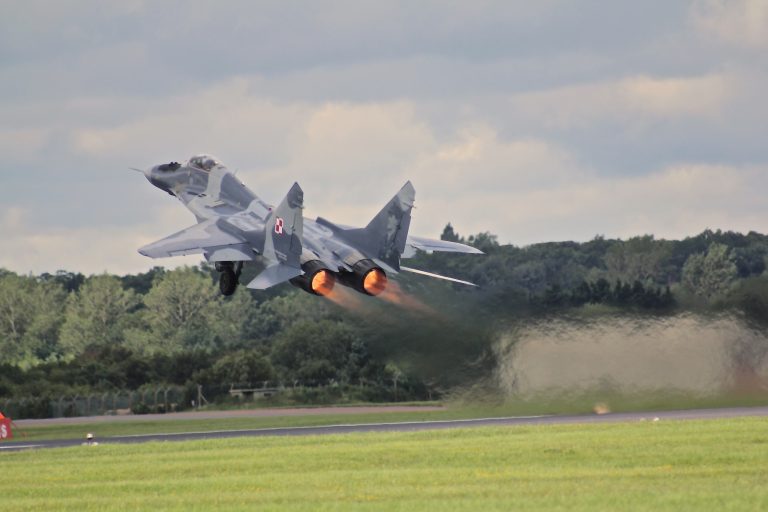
247, 182, 304, 289
342, 181, 415, 269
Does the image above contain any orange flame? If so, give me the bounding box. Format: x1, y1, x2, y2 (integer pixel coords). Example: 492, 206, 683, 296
311, 270, 335, 296
325, 284, 368, 313
379, 280, 438, 316
363, 269, 387, 296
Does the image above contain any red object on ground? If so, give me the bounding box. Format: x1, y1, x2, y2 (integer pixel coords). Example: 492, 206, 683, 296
0, 416, 12, 440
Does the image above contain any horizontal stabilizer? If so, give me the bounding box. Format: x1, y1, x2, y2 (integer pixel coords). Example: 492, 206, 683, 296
247, 263, 302, 290
399, 266, 478, 287
138, 219, 246, 258
403, 236, 484, 257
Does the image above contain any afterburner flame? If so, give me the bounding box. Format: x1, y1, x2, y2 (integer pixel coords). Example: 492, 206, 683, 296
379, 280, 438, 316
311, 270, 335, 296
363, 268, 387, 296
325, 284, 368, 312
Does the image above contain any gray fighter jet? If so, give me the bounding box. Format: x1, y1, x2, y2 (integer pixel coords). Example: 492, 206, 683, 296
137, 154, 482, 296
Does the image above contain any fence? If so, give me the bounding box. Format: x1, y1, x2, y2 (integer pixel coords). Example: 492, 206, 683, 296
0, 386, 186, 419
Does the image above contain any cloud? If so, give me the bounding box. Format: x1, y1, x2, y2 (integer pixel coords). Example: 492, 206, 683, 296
69, 82, 437, 220
0, 203, 202, 275
267, 101, 436, 205
16, 84, 766, 274
1, 207, 25, 232
2, 3, 768, 275
506, 74, 733, 131
72, 78, 310, 168
692, 0, 768, 48
0, 129, 49, 158
413, 127, 768, 244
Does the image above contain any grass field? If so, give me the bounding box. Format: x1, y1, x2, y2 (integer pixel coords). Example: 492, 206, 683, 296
3, 417, 768, 511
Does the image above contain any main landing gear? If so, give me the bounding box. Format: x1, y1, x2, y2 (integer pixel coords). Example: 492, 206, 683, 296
215, 261, 243, 296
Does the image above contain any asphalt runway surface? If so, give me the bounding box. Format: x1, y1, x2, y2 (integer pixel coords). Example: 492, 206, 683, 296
2, 405, 767, 452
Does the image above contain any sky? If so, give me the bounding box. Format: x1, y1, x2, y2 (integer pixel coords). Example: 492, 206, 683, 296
1, 0, 767, 275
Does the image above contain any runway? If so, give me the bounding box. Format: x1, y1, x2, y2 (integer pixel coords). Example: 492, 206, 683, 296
2, 405, 767, 452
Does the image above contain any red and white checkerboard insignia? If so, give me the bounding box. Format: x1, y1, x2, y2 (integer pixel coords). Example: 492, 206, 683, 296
274, 217, 284, 234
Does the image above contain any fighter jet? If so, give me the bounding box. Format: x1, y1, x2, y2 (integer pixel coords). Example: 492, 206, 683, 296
137, 154, 482, 296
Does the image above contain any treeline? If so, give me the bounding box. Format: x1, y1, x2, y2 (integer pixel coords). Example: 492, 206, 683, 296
541, 279, 674, 309
3, 226, 768, 415
415, 225, 768, 317
0, 268, 420, 399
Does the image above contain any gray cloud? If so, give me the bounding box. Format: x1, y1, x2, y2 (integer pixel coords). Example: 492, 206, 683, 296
0, 1, 767, 274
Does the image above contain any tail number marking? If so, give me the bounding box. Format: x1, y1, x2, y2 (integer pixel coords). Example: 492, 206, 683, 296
274, 217, 284, 234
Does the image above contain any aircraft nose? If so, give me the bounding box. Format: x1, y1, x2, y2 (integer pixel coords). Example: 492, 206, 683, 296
144, 163, 179, 194
146, 165, 160, 179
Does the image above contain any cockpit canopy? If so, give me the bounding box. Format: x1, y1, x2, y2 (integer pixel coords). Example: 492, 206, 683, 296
188, 154, 223, 172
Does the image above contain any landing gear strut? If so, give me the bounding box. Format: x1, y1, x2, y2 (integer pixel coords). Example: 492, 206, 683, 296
216, 261, 242, 296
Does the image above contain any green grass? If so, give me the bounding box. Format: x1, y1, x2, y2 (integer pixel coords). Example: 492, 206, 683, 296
3, 417, 768, 511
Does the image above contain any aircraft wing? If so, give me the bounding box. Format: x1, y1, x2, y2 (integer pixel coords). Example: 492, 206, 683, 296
403, 235, 484, 257
138, 218, 251, 260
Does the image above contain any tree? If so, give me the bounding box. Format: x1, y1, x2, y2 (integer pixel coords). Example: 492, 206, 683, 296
0, 273, 66, 365
247, 292, 332, 342
681, 243, 739, 301
216, 287, 259, 350
39, 270, 85, 293
211, 351, 276, 386
466, 232, 499, 253
139, 267, 223, 353
570, 281, 592, 306
59, 274, 138, 356
591, 278, 611, 303
271, 320, 360, 383
509, 261, 547, 295
603, 235, 670, 285
440, 223, 461, 242
121, 266, 166, 295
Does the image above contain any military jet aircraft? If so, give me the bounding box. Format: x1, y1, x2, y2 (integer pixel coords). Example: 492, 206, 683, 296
137, 154, 482, 296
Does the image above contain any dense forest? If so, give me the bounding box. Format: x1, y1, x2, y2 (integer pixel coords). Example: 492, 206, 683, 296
3, 225, 768, 417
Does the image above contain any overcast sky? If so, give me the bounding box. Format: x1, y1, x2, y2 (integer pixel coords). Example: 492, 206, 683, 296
1, 0, 767, 275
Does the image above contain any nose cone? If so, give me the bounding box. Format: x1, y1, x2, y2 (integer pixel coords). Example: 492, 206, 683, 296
146, 165, 167, 191
144, 162, 177, 195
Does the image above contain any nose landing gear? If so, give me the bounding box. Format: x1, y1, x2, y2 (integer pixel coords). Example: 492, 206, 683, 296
215, 261, 243, 296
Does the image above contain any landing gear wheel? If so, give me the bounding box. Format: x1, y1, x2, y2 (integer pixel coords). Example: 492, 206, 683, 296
219, 269, 238, 296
